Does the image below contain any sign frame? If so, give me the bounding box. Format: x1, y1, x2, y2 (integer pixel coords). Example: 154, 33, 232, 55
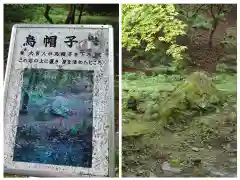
4, 24, 115, 177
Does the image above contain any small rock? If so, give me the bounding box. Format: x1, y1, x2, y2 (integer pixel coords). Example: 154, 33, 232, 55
149, 172, 157, 177
229, 149, 237, 153
162, 161, 181, 176
226, 143, 231, 150
136, 170, 149, 177
229, 158, 237, 164
192, 147, 200, 152
209, 169, 226, 177
224, 143, 237, 153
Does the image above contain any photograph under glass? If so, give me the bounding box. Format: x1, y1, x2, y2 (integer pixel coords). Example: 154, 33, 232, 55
13, 68, 94, 168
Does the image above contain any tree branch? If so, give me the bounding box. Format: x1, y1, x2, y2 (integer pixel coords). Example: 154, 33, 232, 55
194, 4, 204, 14
210, 5, 215, 19
217, 4, 224, 14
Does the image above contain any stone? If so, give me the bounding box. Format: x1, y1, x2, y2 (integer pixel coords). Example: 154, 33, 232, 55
229, 158, 237, 164
38, 94, 93, 120
158, 71, 224, 125
149, 172, 157, 177
123, 119, 129, 123
161, 161, 181, 176
209, 169, 227, 177
192, 147, 200, 152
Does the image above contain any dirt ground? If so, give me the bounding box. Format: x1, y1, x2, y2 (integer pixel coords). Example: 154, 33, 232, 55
189, 9, 237, 72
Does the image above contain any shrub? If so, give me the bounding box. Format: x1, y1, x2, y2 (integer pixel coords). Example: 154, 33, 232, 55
122, 5, 188, 68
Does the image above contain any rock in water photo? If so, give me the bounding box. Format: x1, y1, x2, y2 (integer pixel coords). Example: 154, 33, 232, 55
13, 69, 94, 168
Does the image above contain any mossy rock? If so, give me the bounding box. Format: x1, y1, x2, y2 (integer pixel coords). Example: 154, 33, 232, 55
146, 71, 224, 125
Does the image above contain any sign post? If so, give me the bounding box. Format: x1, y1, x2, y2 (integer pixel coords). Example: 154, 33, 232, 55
4, 24, 115, 177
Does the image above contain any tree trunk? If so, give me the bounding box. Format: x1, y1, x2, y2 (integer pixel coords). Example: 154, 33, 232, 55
20, 92, 29, 114
33, 71, 39, 90
71, 5, 76, 24
20, 71, 34, 114
65, 5, 76, 24
208, 26, 216, 47
77, 5, 84, 24
44, 5, 54, 24
208, 5, 219, 48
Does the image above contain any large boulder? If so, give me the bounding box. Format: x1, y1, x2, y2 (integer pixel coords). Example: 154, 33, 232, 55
37, 95, 93, 120
50, 96, 73, 118
145, 71, 224, 125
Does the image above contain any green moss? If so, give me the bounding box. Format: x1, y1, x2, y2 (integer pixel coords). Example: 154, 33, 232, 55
169, 157, 182, 168
123, 120, 157, 137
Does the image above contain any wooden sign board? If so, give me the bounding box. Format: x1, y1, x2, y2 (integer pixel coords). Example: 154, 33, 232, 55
4, 24, 115, 177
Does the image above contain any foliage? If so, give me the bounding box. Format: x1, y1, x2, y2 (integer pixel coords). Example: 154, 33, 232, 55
84, 4, 119, 16
213, 73, 236, 96
221, 27, 237, 52
122, 72, 183, 121
122, 4, 188, 67
216, 63, 228, 73
4, 5, 35, 22
22, 69, 92, 95
177, 4, 232, 27
4, 4, 118, 23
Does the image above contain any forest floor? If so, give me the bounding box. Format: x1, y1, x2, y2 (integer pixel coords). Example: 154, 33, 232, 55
122, 72, 236, 177
122, 11, 237, 177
